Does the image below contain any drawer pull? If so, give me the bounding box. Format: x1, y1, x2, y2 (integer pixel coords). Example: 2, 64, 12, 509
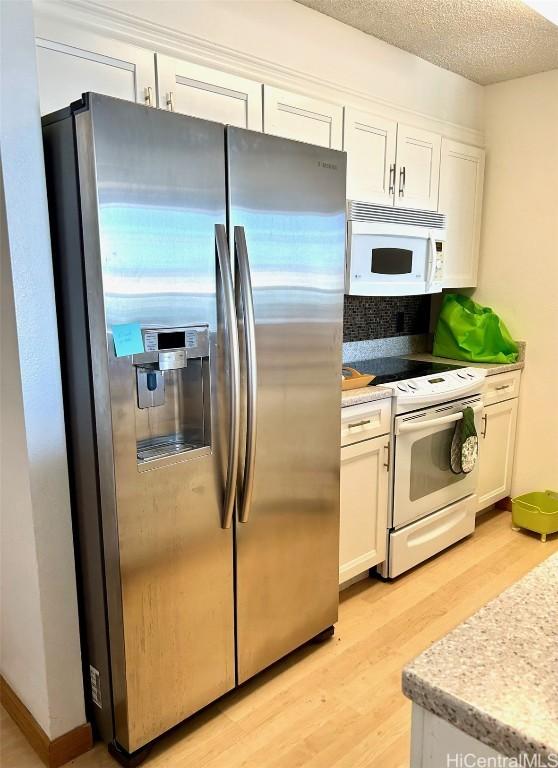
495, 384, 510, 391
348, 419, 371, 429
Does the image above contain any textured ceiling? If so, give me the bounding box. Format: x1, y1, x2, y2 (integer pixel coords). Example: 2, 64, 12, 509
294, 0, 558, 84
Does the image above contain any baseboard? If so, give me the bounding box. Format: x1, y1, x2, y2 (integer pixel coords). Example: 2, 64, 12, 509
495, 496, 512, 512
0, 675, 93, 767
477, 497, 512, 517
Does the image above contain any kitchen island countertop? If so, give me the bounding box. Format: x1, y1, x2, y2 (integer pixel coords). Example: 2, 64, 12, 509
403, 551, 558, 760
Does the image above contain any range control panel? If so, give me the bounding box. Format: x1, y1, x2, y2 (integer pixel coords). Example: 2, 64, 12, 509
380, 367, 487, 413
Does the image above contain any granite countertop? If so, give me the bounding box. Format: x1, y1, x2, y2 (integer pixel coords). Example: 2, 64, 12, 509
341, 386, 392, 408
403, 552, 558, 760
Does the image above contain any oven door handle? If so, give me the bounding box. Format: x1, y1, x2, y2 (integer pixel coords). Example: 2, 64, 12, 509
396, 404, 483, 435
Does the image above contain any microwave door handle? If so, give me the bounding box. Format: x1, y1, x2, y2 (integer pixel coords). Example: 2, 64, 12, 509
234, 226, 257, 524
215, 224, 241, 529
425, 234, 435, 291
396, 403, 483, 435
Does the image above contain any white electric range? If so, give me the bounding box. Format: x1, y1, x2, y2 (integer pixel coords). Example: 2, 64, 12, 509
345, 356, 486, 578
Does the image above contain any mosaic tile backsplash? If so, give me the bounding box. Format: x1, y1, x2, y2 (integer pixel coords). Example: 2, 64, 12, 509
343, 295, 431, 343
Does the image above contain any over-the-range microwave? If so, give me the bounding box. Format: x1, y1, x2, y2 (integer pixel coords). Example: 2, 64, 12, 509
346, 201, 447, 296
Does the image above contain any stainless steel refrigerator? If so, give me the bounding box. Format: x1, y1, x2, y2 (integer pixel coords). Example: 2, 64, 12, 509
42, 93, 346, 760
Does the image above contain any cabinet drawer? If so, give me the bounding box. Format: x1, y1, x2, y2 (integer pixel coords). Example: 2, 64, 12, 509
389, 496, 475, 578
341, 400, 391, 446
482, 370, 521, 405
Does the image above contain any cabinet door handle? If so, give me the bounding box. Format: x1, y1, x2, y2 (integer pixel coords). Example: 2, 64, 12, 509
481, 414, 488, 438
383, 442, 390, 470
388, 163, 396, 195
347, 419, 371, 429
144, 86, 153, 106
398, 166, 406, 197
495, 384, 510, 391
166, 91, 175, 112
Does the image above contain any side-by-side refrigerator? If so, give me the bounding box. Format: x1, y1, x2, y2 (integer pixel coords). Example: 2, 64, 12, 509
42, 93, 346, 759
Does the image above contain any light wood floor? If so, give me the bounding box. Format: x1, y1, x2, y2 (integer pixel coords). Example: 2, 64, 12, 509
3, 510, 557, 768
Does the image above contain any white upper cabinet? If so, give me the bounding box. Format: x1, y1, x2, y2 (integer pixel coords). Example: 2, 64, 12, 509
35, 26, 155, 115
343, 108, 397, 205
155, 55, 262, 130
343, 113, 441, 211
438, 139, 485, 287
263, 86, 343, 149
394, 124, 441, 211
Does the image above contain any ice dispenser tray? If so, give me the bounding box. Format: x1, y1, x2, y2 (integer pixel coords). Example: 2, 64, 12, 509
133, 326, 211, 467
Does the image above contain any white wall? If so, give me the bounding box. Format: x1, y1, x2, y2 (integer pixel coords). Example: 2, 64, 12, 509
0, 0, 86, 740
35, 0, 484, 133
0, 172, 51, 733
474, 69, 558, 496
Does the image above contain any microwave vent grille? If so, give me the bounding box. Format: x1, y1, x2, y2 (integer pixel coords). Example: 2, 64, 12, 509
348, 201, 446, 229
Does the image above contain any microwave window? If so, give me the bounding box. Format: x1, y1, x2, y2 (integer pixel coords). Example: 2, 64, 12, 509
371, 248, 413, 275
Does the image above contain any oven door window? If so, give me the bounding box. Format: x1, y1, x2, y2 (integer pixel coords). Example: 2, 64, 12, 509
371, 247, 413, 275
409, 426, 463, 501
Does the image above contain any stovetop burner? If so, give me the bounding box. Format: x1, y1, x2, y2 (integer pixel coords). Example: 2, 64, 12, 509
344, 356, 463, 386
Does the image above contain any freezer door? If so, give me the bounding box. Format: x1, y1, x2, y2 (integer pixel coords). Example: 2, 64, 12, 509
227, 128, 346, 683
74, 95, 235, 752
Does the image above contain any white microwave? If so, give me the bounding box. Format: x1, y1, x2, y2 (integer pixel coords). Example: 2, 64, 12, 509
346, 202, 447, 296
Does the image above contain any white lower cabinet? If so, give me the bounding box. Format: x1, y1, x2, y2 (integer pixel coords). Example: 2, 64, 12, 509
339, 433, 390, 585
410, 704, 504, 767
476, 396, 519, 513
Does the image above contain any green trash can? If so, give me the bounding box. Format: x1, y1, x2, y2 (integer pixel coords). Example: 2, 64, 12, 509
511, 490, 558, 542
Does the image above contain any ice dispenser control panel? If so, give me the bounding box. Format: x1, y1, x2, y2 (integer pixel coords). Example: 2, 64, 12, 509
133, 326, 211, 466
143, 327, 204, 354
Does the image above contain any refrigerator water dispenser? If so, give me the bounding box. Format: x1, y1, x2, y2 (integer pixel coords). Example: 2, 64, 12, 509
133, 326, 211, 466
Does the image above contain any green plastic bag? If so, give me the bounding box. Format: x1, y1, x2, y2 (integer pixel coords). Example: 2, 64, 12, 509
433, 294, 519, 364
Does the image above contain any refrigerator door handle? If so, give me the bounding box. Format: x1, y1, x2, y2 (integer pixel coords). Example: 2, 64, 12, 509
234, 226, 257, 524
215, 224, 241, 529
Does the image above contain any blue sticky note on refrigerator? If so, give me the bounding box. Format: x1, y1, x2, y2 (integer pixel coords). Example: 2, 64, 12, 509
112, 323, 144, 357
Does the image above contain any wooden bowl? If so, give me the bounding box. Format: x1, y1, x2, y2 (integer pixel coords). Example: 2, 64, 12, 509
341, 366, 375, 391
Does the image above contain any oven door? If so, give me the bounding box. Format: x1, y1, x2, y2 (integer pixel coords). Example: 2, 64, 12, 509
347, 221, 431, 296
392, 396, 483, 529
